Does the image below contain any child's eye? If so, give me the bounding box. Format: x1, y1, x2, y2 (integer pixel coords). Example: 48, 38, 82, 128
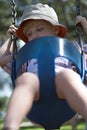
37, 27, 44, 32
26, 33, 32, 37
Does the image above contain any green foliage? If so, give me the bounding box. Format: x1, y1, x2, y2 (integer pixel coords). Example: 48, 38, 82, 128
0, 96, 9, 111
0, 117, 86, 130
0, 0, 87, 42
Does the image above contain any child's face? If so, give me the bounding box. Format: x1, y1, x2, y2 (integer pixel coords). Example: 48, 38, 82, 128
23, 20, 59, 42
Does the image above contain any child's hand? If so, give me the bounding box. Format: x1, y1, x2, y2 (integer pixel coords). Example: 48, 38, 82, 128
75, 16, 87, 34
7, 25, 18, 38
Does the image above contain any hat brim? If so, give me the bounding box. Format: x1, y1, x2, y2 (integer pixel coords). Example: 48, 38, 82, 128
16, 19, 67, 43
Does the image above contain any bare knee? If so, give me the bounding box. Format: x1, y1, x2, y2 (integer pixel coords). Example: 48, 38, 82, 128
56, 68, 81, 83
16, 72, 40, 100
55, 68, 81, 99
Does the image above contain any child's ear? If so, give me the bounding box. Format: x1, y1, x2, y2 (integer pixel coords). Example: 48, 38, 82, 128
54, 26, 59, 35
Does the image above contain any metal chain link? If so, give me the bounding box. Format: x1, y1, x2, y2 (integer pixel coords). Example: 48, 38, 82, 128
10, 0, 17, 58
76, 0, 80, 16
11, 0, 17, 25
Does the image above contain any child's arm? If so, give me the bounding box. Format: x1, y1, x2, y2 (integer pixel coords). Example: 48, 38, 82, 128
0, 38, 13, 74
0, 25, 18, 74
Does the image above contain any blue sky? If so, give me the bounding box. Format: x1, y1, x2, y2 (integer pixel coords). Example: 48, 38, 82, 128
0, 84, 12, 97
0, 68, 12, 97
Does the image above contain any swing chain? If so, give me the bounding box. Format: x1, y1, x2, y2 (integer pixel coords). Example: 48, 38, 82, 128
10, 0, 18, 85
76, 0, 84, 52
76, 0, 80, 16
76, 0, 83, 33
11, 0, 17, 25
10, 0, 17, 59
75, 0, 86, 83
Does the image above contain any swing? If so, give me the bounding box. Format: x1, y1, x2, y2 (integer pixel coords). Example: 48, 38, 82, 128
11, 0, 86, 129
14, 36, 85, 129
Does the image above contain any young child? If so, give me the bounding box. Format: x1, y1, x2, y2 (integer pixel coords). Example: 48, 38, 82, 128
2, 3, 87, 130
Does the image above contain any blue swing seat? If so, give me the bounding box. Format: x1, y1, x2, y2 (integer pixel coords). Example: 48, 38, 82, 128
14, 36, 85, 129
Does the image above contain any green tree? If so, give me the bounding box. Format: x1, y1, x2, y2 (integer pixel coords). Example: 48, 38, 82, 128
0, 0, 87, 42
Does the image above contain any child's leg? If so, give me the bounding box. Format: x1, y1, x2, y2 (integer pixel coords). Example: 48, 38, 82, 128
55, 68, 87, 121
3, 72, 40, 130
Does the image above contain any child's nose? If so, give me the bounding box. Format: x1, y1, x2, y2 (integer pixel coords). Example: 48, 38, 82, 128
31, 33, 38, 40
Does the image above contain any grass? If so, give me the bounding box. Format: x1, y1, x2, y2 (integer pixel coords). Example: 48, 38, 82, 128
20, 120, 86, 130
0, 118, 86, 130
60, 120, 85, 130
